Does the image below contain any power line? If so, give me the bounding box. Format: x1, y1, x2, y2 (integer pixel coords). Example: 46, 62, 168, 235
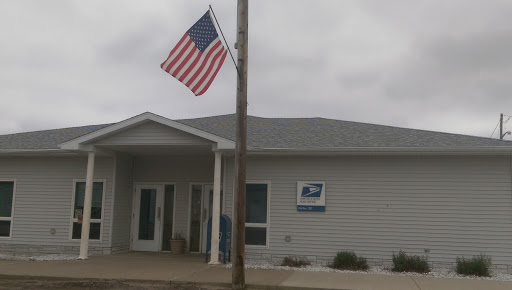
490, 119, 500, 138
504, 117, 511, 139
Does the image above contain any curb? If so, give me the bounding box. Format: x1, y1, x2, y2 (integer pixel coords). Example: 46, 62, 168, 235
170, 280, 352, 290
0, 274, 352, 290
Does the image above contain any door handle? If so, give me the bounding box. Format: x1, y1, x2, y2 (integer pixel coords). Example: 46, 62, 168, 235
157, 207, 161, 222
202, 208, 206, 222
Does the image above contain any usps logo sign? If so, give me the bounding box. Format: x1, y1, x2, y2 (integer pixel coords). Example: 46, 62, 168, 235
297, 181, 326, 212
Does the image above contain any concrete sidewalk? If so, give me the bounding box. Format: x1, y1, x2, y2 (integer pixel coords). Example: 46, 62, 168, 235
0, 252, 511, 290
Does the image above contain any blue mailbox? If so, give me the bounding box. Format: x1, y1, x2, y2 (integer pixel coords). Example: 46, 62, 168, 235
205, 214, 232, 264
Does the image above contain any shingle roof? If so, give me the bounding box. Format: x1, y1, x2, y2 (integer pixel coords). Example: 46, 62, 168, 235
177, 114, 512, 149
1, 114, 511, 150
0, 124, 112, 150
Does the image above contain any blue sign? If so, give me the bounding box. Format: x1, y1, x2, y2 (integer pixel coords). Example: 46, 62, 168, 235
301, 183, 323, 198
297, 205, 326, 212
297, 181, 326, 212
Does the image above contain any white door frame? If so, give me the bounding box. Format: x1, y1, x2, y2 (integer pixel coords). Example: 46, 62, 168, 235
130, 182, 176, 252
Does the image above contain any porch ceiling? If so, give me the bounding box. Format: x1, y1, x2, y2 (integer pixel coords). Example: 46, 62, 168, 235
98, 144, 214, 156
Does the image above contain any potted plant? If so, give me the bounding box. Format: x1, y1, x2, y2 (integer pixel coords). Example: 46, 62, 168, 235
170, 231, 186, 255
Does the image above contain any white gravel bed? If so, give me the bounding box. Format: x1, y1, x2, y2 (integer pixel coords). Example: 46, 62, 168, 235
225, 260, 512, 282
0, 253, 76, 261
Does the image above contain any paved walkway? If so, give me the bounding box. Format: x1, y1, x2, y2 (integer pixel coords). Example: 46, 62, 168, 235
0, 252, 511, 289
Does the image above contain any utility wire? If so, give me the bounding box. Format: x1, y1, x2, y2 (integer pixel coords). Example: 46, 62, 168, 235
504, 117, 511, 139
490, 119, 500, 138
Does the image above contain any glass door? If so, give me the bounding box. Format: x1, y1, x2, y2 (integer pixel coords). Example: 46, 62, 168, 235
188, 185, 203, 252
188, 184, 223, 253
132, 184, 164, 252
161, 184, 175, 251
201, 185, 214, 253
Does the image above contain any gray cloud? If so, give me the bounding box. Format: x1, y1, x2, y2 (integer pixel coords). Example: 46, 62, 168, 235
0, 0, 511, 140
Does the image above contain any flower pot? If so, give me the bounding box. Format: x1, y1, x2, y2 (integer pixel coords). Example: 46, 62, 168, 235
170, 239, 185, 255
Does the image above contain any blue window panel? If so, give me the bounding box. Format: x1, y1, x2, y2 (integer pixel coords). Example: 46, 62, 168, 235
72, 222, 101, 240
245, 227, 266, 246
0, 181, 14, 218
74, 182, 103, 219
245, 184, 267, 224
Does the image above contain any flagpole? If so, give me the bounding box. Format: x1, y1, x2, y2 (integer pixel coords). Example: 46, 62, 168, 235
209, 5, 240, 78
232, 0, 248, 289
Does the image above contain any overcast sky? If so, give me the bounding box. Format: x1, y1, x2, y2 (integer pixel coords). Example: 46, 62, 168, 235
1, 0, 511, 139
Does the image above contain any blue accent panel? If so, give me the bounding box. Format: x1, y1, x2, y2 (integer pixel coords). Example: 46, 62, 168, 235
297, 206, 326, 212
187, 11, 218, 52
300, 183, 323, 198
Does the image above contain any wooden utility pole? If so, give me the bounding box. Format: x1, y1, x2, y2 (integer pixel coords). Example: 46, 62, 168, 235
500, 113, 504, 140
232, 0, 248, 289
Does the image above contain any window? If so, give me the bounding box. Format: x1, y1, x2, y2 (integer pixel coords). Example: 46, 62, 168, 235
0, 181, 15, 238
245, 183, 269, 246
71, 181, 104, 240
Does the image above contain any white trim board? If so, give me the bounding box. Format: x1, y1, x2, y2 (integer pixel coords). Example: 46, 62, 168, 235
108, 155, 117, 249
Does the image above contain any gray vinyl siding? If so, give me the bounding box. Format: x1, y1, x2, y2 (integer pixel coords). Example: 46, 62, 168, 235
110, 153, 134, 253
0, 156, 114, 251
94, 121, 212, 145
132, 156, 214, 245
225, 155, 512, 266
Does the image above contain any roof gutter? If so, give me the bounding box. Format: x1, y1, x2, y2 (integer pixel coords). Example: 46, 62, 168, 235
2, 146, 512, 156
0, 148, 117, 156
246, 146, 512, 155
0, 149, 81, 156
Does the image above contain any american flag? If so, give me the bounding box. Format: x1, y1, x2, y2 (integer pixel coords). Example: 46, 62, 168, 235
161, 11, 227, 96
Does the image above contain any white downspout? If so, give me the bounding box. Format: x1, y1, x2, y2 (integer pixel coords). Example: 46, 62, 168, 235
209, 151, 222, 264
78, 151, 95, 260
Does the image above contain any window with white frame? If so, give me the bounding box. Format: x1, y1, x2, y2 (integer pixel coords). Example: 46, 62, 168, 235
71, 181, 104, 240
0, 181, 15, 238
245, 183, 269, 246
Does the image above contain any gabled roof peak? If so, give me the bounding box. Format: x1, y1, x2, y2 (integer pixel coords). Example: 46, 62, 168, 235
59, 112, 235, 151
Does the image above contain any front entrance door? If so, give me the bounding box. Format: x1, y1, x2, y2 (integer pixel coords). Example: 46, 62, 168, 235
132, 184, 164, 251
201, 185, 214, 253
188, 184, 222, 253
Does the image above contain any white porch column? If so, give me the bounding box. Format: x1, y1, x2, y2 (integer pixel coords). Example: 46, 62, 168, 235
78, 151, 95, 260
209, 151, 222, 264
